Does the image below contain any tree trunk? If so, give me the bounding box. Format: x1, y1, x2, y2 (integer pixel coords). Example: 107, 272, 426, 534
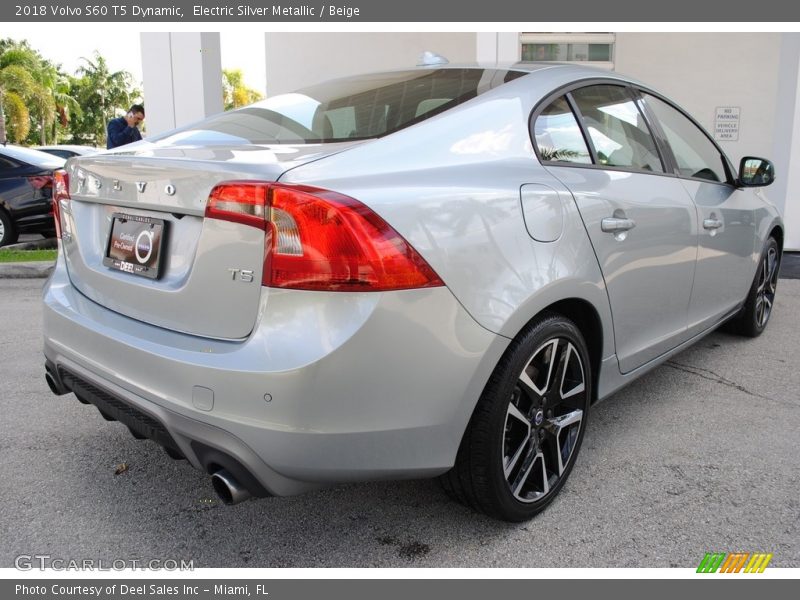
0, 91, 7, 145
40, 115, 46, 146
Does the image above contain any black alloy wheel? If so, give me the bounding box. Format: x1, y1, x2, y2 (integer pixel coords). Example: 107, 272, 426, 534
727, 236, 780, 337
441, 313, 591, 521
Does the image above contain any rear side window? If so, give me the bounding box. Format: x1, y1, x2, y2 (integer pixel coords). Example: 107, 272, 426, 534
533, 96, 592, 164
641, 93, 728, 183
0, 156, 19, 171
151, 68, 527, 145
570, 85, 664, 173
42, 149, 74, 159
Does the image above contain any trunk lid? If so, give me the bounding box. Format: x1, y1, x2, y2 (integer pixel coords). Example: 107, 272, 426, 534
60, 142, 361, 339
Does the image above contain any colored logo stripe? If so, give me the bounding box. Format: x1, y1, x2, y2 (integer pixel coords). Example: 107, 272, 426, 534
697, 552, 773, 573
697, 553, 726, 573
720, 553, 749, 573
744, 553, 773, 573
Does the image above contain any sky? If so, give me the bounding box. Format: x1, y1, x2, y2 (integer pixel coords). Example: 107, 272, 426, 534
6, 29, 267, 94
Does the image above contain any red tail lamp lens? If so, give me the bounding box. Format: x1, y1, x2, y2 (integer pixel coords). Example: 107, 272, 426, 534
52, 170, 70, 239
204, 182, 443, 292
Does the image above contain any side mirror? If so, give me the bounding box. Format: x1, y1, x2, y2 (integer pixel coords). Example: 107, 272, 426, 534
738, 156, 775, 187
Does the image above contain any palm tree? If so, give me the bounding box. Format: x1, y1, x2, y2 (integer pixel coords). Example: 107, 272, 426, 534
0, 46, 37, 144
30, 61, 81, 145
50, 72, 82, 144
76, 52, 137, 145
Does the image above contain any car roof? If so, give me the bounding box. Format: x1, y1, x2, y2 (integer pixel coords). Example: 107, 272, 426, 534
36, 145, 100, 153
416, 62, 646, 90
0, 144, 66, 168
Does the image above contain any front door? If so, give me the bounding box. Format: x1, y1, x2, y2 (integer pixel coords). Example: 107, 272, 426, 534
639, 92, 758, 334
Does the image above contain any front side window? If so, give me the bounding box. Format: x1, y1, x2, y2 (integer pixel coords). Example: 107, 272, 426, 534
570, 85, 664, 173
641, 93, 728, 183
533, 96, 592, 164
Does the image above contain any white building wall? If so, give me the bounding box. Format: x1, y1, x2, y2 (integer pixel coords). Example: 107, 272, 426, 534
140, 32, 224, 137
264, 32, 476, 96
615, 33, 781, 169
615, 33, 799, 248
476, 32, 520, 64
772, 34, 800, 250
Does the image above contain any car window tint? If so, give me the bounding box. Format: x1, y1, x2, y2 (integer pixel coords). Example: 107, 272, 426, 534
321, 106, 358, 138
45, 149, 73, 159
0, 156, 19, 170
571, 85, 664, 173
642, 93, 727, 183
151, 68, 527, 145
416, 98, 451, 117
533, 96, 592, 164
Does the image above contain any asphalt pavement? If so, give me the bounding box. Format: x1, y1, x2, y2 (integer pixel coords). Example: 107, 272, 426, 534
0, 278, 798, 568
781, 252, 800, 279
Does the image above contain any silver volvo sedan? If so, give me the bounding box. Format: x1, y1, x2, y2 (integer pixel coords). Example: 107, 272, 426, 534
43, 62, 783, 521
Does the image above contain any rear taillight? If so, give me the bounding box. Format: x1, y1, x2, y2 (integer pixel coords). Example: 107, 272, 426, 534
205, 182, 443, 292
206, 181, 269, 230
53, 170, 70, 239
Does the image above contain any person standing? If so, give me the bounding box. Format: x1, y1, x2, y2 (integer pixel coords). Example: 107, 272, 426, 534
107, 104, 145, 149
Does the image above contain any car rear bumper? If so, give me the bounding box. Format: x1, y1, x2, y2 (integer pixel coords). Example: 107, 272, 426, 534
42, 257, 508, 496
16, 212, 55, 233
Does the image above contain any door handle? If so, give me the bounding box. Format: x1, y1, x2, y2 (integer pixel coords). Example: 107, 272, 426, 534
601, 217, 636, 233
703, 218, 723, 230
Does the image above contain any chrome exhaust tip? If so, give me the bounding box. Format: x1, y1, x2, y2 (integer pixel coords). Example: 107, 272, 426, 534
211, 469, 252, 505
45, 371, 69, 396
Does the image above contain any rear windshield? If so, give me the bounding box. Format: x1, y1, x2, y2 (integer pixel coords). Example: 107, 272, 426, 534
151, 68, 527, 145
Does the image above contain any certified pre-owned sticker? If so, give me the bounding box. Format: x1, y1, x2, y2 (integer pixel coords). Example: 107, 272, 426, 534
103, 213, 166, 280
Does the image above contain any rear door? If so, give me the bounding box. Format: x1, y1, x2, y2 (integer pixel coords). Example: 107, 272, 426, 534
534, 83, 698, 373
638, 92, 758, 334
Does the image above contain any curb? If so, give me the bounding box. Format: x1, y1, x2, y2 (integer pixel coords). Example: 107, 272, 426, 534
0, 261, 55, 279
3, 238, 57, 251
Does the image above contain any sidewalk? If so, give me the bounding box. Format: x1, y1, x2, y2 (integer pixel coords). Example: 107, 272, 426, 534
0, 261, 54, 279
0, 236, 56, 279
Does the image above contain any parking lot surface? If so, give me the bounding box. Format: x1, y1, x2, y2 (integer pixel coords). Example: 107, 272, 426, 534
1, 278, 798, 568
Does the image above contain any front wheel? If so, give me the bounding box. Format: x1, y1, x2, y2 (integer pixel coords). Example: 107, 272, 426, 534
441, 313, 591, 521
726, 236, 780, 337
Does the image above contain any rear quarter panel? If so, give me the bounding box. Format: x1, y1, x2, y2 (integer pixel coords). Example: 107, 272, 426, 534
280, 69, 617, 363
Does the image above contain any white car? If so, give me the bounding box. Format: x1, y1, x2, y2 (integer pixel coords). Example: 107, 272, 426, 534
36, 145, 101, 160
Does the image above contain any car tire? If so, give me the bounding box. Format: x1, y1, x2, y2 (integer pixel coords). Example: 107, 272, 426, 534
726, 236, 780, 338
440, 312, 591, 521
0, 209, 19, 247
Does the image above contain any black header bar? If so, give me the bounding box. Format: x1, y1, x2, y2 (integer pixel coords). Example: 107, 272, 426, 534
4, 0, 800, 22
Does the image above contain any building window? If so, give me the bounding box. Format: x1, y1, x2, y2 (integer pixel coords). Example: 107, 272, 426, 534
520, 33, 615, 69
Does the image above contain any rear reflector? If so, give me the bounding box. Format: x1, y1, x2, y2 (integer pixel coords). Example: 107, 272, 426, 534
53, 170, 70, 239
205, 182, 443, 292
